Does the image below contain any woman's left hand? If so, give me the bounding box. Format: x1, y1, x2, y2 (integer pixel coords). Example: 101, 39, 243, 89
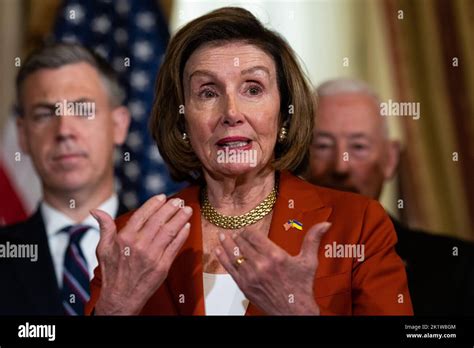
215, 222, 331, 315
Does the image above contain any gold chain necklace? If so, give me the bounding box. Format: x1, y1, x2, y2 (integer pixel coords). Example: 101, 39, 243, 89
200, 185, 278, 230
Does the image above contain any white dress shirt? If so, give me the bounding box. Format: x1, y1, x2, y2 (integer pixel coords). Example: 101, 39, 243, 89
203, 272, 249, 315
41, 194, 119, 288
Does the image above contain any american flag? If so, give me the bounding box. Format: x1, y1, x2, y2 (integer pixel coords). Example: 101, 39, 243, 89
52, 0, 186, 209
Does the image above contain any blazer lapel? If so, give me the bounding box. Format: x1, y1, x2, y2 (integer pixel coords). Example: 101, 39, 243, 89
166, 186, 205, 315
14, 209, 63, 314
246, 171, 333, 315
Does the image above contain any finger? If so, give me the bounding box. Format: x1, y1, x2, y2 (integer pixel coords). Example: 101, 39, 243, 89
160, 222, 191, 266
299, 222, 332, 263
229, 233, 261, 282
232, 232, 261, 265
123, 194, 167, 236
141, 198, 185, 245
218, 232, 242, 268
215, 246, 242, 284
148, 203, 193, 254
91, 209, 116, 255
239, 229, 285, 255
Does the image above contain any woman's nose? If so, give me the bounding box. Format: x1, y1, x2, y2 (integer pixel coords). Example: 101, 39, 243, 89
221, 93, 244, 126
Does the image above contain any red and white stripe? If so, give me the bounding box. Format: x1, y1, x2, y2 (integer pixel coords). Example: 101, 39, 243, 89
0, 116, 41, 226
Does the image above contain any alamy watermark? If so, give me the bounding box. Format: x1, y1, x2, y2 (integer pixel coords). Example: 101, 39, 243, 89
18, 322, 55, 341
0, 242, 38, 262
324, 242, 365, 262
380, 99, 420, 120
55, 99, 96, 120
217, 148, 257, 167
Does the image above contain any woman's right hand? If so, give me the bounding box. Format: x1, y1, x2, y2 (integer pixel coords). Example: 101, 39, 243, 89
90, 194, 192, 315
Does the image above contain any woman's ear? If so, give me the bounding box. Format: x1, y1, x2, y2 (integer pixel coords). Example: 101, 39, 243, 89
111, 106, 131, 145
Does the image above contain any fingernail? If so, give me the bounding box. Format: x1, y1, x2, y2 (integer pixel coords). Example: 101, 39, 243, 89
156, 194, 166, 202
172, 198, 181, 207
215, 247, 221, 256
219, 233, 226, 242
321, 222, 332, 232
90, 210, 101, 228
232, 233, 238, 239
184, 222, 191, 230
183, 206, 193, 214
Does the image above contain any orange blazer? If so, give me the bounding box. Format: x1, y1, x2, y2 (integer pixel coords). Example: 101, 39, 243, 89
86, 171, 413, 315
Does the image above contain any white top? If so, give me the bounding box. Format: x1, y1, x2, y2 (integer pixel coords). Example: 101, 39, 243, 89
203, 272, 249, 315
41, 194, 119, 287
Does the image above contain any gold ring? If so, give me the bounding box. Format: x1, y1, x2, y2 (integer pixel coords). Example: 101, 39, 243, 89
235, 256, 246, 267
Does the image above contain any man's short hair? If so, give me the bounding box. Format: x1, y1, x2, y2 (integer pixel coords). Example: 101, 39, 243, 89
316, 78, 388, 137
317, 78, 380, 102
16, 43, 125, 115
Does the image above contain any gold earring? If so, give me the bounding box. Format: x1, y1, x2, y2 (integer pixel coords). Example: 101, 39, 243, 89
182, 132, 189, 143
278, 127, 288, 143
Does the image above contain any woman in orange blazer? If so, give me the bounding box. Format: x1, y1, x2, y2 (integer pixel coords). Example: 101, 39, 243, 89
86, 7, 413, 316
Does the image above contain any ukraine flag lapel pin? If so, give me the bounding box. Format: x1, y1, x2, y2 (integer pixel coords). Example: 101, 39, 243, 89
283, 219, 303, 231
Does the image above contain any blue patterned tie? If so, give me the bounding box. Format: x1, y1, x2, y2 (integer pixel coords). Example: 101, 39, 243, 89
60, 225, 91, 315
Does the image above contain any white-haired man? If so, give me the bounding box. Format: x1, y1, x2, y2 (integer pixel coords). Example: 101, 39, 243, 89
304, 78, 474, 315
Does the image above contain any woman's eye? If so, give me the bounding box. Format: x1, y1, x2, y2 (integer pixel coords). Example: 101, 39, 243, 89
246, 85, 262, 96
198, 88, 218, 99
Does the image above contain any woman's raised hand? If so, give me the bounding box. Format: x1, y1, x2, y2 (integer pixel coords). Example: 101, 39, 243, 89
215, 222, 331, 315
91, 195, 192, 315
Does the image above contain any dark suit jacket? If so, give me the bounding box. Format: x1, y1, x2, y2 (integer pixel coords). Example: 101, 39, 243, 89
87, 171, 413, 315
392, 218, 474, 315
0, 201, 128, 315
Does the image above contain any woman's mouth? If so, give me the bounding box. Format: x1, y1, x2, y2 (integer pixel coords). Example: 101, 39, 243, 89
216, 137, 252, 150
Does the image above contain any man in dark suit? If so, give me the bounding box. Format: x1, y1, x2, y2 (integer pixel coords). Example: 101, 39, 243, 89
0, 43, 131, 315
303, 78, 474, 315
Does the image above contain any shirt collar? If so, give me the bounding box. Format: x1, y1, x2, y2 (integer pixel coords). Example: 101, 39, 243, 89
41, 194, 119, 237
